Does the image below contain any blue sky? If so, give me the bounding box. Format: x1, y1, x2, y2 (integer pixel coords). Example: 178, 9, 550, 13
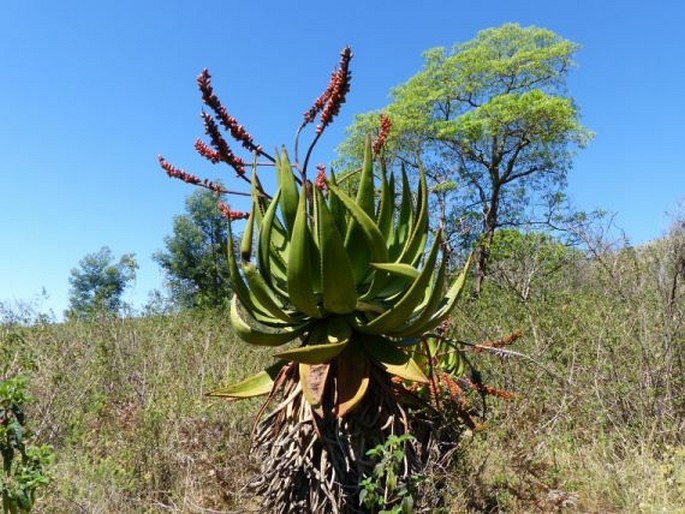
1, 0, 683, 318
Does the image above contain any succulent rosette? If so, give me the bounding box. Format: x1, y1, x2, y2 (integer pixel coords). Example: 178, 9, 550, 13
211, 137, 471, 418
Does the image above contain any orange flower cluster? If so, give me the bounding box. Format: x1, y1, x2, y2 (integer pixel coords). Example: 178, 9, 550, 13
197, 69, 261, 154
158, 156, 224, 194
218, 202, 249, 221
372, 114, 392, 156
474, 330, 523, 352
439, 371, 463, 399
468, 380, 516, 401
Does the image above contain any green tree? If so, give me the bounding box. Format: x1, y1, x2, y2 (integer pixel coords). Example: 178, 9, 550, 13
154, 189, 232, 309
337, 23, 592, 293
66, 247, 137, 319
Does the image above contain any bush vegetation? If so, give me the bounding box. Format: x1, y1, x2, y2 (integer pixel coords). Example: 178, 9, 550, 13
1, 220, 683, 513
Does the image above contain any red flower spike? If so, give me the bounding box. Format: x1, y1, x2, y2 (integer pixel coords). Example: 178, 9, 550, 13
218, 202, 249, 221
158, 156, 225, 194
194, 139, 221, 164
314, 164, 327, 191
372, 114, 392, 156
316, 46, 352, 134
474, 330, 523, 353
303, 88, 332, 126
197, 69, 262, 154
159, 155, 202, 185
201, 112, 247, 176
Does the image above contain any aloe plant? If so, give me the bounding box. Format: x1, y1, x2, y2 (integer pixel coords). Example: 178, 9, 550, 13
209, 142, 471, 511
214, 138, 470, 409
160, 47, 472, 513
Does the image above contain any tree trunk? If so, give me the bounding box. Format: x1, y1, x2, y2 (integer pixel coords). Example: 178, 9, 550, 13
474, 186, 500, 296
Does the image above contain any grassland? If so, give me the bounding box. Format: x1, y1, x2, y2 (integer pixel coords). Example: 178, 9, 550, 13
2, 229, 684, 513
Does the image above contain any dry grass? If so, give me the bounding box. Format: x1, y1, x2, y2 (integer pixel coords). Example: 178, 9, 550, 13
3, 311, 270, 513
2, 227, 683, 513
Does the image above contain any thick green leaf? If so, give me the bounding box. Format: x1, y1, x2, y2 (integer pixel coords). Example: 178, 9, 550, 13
240, 200, 256, 262
341, 139, 376, 285
226, 216, 287, 326
355, 135, 376, 218
258, 189, 282, 285
369, 262, 419, 279
410, 252, 473, 335
376, 165, 395, 244
327, 169, 348, 237
390, 165, 413, 260
364, 339, 429, 383
230, 295, 306, 346
277, 148, 299, 235
391, 243, 449, 337
329, 184, 388, 266
359, 262, 416, 303
242, 262, 294, 322
315, 189, 357, 314
355, 230, 442, 334
275, 339, 349, 364
208, 362, 285, 398
287, 190, 323, 318
395, 162, 429, 265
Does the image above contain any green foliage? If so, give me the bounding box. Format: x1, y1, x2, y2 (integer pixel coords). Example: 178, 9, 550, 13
444, 222, 685, 512
0, 376, 52, 514
336, 23, 592, 289
66, 246, 137, 319
154, 189, 232, 309
485, 228, 580, 299
359, 434, 423, 513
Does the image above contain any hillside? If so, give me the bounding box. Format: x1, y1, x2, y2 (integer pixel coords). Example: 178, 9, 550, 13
2, 229, 684, 513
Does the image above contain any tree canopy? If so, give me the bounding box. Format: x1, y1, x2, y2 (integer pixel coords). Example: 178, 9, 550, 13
337, 23, 592, 292
67, 246, 137, 319
154, 189, 232, 309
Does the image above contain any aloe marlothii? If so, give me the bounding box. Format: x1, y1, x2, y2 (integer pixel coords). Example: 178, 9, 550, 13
159, 47, 472, 513
214, 138, 470, 414
208, 140, 471, 512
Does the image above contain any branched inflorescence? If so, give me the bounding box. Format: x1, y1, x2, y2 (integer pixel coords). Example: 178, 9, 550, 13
161, 47, 352, 204
200, 111, 247, 176
197, 68, 263, 155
